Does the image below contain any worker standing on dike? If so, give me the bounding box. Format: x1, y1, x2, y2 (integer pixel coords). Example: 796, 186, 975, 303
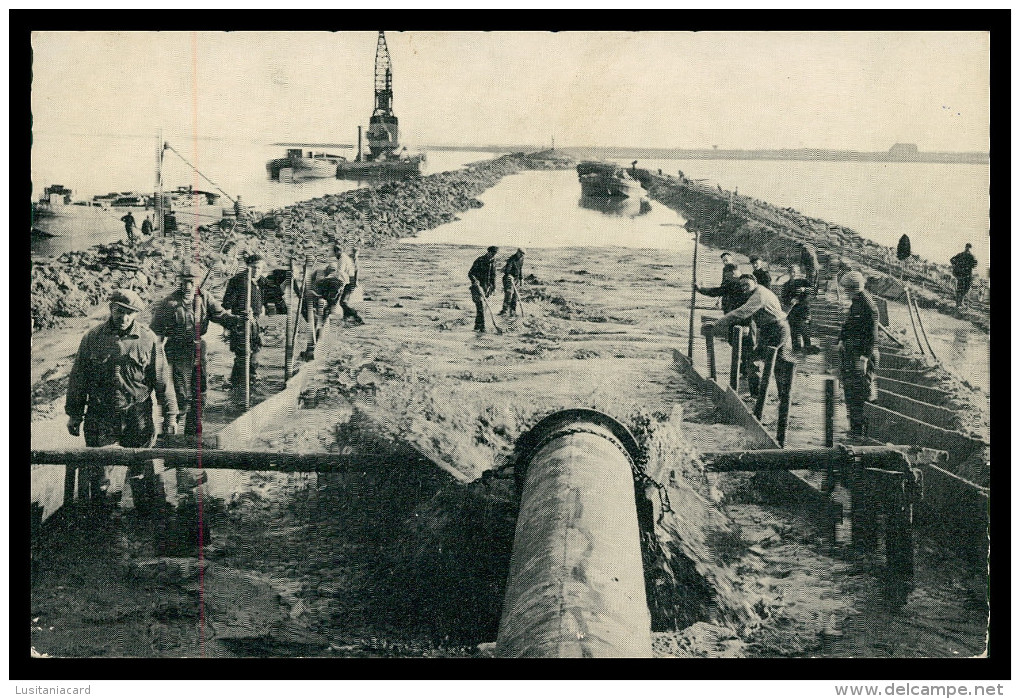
838, 271, 880, 439
781, 264, 818, 353
498, 248, 526, 317
703, 274, 795, 405
66, 289, 179, 447
949, 243, 979, 309
150, 263, 227, 435
468, 246, 499, 332
695, 253, 759, 394
121, 211, 138, 245
750, 256, 772, 290
800, 243, 819, 290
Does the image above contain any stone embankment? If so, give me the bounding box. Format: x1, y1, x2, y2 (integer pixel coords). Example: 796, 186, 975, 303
30, 152, 573, 331
635, 170, 989, 333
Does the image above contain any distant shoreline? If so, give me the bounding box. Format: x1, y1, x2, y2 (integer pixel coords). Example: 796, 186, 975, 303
271, 142, 988, 164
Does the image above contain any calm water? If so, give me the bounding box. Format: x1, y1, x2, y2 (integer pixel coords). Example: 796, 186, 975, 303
621, 158, 990, 276
30, 133, 496, 256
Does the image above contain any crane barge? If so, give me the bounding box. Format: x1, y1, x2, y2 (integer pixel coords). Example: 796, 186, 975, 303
339, 31, 425, 178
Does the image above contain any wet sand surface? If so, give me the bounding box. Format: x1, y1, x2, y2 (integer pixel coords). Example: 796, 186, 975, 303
30, 237, 988, 658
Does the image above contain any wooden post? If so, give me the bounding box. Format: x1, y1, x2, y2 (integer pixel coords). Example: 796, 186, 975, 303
244, 265, 251, 411
702, 320, 717, 381
753, 346, 779, 420
284, 259, 295, 381
729, 326, 745, 391
775, 367, 794, 447
884, 483, 915, 601
848, 461, 878, 552
824, 377, 835, 448
306, 297, 317, 358
687, 230, 699, 359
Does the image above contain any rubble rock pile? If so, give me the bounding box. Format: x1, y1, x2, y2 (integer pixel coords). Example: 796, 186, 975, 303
30, 153, 571, 331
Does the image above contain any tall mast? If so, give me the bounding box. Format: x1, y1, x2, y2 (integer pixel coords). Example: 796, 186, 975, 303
155, 130, 164, 235
366, 31, 399, 160
373, 31, 393, 118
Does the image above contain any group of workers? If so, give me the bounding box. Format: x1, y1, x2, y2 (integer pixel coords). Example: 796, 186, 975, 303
468, 245, 526, 332
65, 243, 363, 447
63, 228, 978, 449
692, 242, 879, 439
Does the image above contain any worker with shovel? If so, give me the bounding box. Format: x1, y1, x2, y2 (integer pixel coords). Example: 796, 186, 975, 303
468, 245, 499, 332
498, 248, 526, 317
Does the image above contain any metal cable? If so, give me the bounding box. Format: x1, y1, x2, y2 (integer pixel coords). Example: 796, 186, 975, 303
163, 142, 237, 204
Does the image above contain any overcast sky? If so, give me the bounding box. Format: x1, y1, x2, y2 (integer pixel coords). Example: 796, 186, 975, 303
31, 31, 989, 152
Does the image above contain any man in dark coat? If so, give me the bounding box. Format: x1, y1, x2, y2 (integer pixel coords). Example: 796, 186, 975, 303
66, 289, 179, 447
704, 275, 796, 410
949, 243, 979, 308
498, 248, 526, 317
750, 256, 772, 290
838, 272, 880, 438
121, 211, 137, 244
781, 264, 817, 352
222, 253, 268, 389
695, 256, 759, 393
151, 264, 227, 435
468, 246, 499, 332
800, 243, 819, 289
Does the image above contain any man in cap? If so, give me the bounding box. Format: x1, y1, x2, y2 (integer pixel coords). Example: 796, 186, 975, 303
838, 271, 879, 438
121, 211, 138, 245
66, 289, 179, 447
151, 263, 227, 435
222, 253, 268, 390
949, 243, 979, 308
703, 274, 796, 408
781, 264, 818, 353
468, 246, 499, 332
800, 243, 819, 289
498, 248, 526, 317
749, 256, 772, 290
695, 252, 742, 312
695, 253, 759, 392
310, 243, 364, 325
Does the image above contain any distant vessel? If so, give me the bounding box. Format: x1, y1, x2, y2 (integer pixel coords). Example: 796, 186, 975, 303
576, 161, 647, 200
32, 184, 143, 238
267, 148, 344, 180
338, 31, 424, 179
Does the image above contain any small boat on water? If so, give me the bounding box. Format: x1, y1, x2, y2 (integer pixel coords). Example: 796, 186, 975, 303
31, 185, 144, 239
576, 161, 647, 200
266, 148, 344, 180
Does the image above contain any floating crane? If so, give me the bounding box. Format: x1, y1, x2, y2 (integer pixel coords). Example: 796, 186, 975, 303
343, 31, 424, 177
365, 31, 399, 160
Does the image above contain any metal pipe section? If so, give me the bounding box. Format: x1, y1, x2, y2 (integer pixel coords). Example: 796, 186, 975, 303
496, 409, 652, 658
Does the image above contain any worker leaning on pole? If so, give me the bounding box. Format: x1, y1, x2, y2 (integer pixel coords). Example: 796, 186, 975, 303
66, 289, 179, 447
222, 253, 268, 391
838, 271, 880, 439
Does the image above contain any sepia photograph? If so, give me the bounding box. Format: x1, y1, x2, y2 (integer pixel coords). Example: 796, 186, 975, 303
24, 23, 994, 673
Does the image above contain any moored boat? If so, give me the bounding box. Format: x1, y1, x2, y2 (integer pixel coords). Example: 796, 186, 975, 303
31, 185, 145, 238
576, 161, 647, 200
266, 148, 344, 180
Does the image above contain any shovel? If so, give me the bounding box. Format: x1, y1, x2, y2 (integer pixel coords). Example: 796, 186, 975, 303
510, 278, 529, 319
470, 276, 503, 335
